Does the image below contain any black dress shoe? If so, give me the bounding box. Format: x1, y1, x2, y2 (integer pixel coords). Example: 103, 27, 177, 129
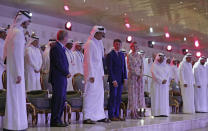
83, 119, 96, 124
50, 123, 68, 127
160, 115, 168, 117
97, 118, 111, 123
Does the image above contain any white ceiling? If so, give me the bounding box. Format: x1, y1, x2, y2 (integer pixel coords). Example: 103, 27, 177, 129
0, 0, 208, 48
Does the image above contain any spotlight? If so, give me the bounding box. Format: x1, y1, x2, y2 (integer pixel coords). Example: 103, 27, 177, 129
65, 21, 72, 31
126, 36, 133, 43
29, 12, 32, 17
196, 51, 201, 57
194, 40, 199, 47
148, 41, 154, 48
167, 45, 172, 51
64, 5, 69, 11
125, 23, 130, 28
182, 49, 188, 55
165, 32, 170, 38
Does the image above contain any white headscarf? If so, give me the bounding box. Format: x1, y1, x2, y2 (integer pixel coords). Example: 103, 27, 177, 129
87, 25, 106, 57
179, 53, 192, 68
153, 53, 166, 65
3, 10, 32, 61
193, 56, 206, 69
11, 10, 31, 28
26, 36, 39, 47
90, 25, 105, 38
73, 41, 84, 51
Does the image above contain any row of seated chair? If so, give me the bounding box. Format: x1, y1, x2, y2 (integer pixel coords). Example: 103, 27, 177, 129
1, 71, 182, 126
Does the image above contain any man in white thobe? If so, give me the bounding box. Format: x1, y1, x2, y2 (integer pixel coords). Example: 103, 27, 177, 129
41, 39, 56, 92
179, 53, 195, 114
193, 56, 208, 113
25, 36, 42, 91
170, 58, 180, 85
166, 58, 172, 89
143, 58, 153, 93
73, 41, 84, 75
0, 28, 7, 90
151, 53, 170, 117
83, 25, 109, 124
65, 39, 75, 91
3, 10, 32, 130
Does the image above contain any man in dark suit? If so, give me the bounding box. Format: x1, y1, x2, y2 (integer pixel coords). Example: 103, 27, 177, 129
106, 39, 127, 121
49, 30, 71, 127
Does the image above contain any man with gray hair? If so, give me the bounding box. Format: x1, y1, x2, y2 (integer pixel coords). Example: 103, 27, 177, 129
49, 30, 71, 127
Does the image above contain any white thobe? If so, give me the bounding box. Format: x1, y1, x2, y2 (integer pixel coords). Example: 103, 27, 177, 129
151, 63, 170, 116
0, 39, 5, 89
170, 65, 179, 84
74, 50, 84, 75
143, 59, 152, 93
83, 38, 106, 121
193, 63, 208, 112
65, 48, 75, 91
3, 26, 28, 130
25, 46, 42, 91
41, 46, 52, 92
179, 62, 195, 113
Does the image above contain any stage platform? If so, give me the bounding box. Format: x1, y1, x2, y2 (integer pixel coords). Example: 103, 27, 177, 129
27, 113, 208, 131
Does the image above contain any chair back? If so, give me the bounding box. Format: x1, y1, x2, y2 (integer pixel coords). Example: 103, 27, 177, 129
27, 90, 48, 98
27, 90, 50, 110
72, 73, 85, 93
2, 71, 6, 89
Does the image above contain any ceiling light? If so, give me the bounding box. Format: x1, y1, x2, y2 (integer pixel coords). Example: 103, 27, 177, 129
64, 5, 69, 11
125, 23, 130, 28
182, 49, 188, 55
126, 36, 133, 43
184, 37, 186, 41
167, 45, 172, 51
194, 40, 199, 47
196, 52, 201, 57
29, 13, 32, 17
65, 21, 72, 30
150, 27, 153, 33
165, 32, 170, 38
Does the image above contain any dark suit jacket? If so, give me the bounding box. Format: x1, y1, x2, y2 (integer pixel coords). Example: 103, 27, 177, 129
106, 50, 127, 84
49, 42, 69, 85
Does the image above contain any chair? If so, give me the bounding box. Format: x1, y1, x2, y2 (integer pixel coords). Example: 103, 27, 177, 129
2, 70, 6, 89
169, 81, 182, 113
144, 92, 151, 108
65, 73, 85, 123
121, 92, 128, 118
26, 90, 51, 125
0, 89, 6, 116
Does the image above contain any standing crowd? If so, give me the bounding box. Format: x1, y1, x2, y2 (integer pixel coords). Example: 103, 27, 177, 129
0, 10, 208, 130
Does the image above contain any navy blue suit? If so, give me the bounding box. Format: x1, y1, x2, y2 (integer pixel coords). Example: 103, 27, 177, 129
106, 50, 127, 119
49, 42, 69, 124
